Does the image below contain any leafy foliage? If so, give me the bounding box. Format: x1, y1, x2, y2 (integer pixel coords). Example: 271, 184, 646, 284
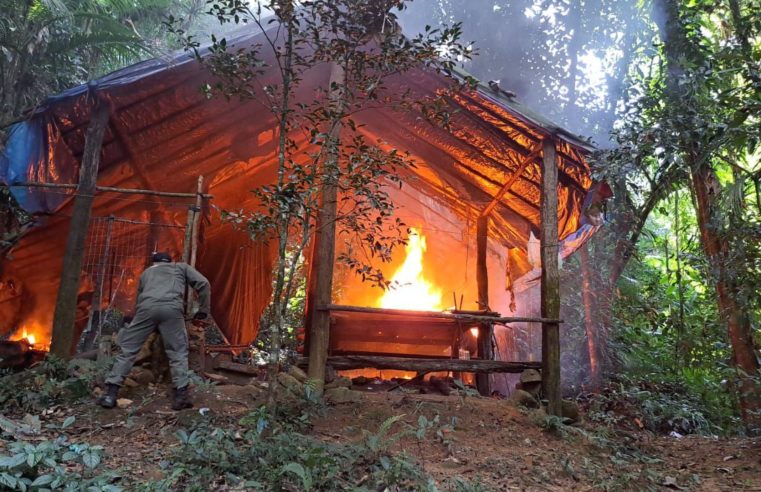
0, 438, 120, 491
148, 412, 438, 491
0, 356, 102, 414
585, 376, 724, 435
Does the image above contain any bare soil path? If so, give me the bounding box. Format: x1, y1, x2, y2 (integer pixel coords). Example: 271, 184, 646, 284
2, 383, 759, 490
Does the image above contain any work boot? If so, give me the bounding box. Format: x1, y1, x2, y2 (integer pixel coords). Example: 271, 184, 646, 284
171, 386, 193, 411
97, 384, 119, 409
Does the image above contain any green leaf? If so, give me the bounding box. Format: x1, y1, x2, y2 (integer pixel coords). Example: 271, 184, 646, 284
62, 416, 75, 429
82, 452, 101, 469
61, 452, 78, 461
281, 462, 312, 490
0, 472, 17, 488
31, 474, 54, 486
0, 454, 26, 469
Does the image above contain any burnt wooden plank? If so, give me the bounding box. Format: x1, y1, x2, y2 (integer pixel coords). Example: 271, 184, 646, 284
321, 304, 561, 324
298, 355, 541, 373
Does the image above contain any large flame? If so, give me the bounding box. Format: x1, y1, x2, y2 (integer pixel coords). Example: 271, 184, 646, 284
379, 228, 443, 311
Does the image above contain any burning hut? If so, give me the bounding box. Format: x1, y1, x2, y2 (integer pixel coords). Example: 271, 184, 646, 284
0, 25, 608, 397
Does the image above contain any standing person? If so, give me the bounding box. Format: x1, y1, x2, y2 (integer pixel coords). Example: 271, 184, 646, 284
98, 252, 210, 410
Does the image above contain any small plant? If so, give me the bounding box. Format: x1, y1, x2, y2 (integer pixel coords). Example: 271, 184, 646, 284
0, 438, 120, 491
0, 356, 103, 414
151, 412, 437, 491
448, 476, 486, 492
585, 376, 720, 435
453, 379, 480, 399
415, 413, 458, 456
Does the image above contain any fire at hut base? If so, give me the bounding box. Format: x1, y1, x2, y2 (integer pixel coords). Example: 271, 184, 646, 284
0, 339, 47, 370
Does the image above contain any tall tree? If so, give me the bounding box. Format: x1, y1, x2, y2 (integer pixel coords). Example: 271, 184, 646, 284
654, 0, 761, 429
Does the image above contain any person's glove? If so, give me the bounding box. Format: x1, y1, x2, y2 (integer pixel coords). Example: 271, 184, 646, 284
193, 311, 208, 321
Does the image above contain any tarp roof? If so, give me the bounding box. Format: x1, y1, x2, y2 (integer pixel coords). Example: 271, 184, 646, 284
0, 25, 602, 345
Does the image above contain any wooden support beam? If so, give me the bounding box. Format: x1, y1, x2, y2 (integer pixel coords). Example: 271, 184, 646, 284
307, 62, 344, 392
50, 101, 110, 359
480, 144, 543, 218
476, 215, 492, 395
540, 138, 561, 416
190, 176, 204, 268
11, 181, 213, 199
297, 355, 541, 373
320, 304, 562, 324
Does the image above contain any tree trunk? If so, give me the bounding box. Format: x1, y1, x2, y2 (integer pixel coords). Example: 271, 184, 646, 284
579, 242, 600, 391
306, 61, 344, 393
691, 164, 761, 427
655, 0, 761, 430
50, 100, 110, 358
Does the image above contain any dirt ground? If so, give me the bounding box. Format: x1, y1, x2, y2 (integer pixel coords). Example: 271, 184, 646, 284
3, 382, 760, 491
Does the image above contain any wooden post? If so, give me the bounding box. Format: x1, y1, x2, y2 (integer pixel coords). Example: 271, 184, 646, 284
190, 176, 204, 268
540, 137, 561, 416
50, 100, 110, 359
307, 62, 344, 393
476, 215, 493, 395
182, 208, 194, 264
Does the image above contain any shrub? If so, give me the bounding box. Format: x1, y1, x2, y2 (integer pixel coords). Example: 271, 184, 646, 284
0, 438, 121, 491
0, 356, 104, 414
144, 412, 437, 491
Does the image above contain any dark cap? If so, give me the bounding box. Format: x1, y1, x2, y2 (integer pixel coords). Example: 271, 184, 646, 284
151, 252, 173, 263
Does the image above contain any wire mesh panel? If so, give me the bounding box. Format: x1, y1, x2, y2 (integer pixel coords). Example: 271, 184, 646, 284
78, 216, 188, 347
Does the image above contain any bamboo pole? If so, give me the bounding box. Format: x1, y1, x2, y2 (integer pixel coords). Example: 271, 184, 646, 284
50, 100, 110, 359
540, 138, 561, 416
11, 181, 213, 199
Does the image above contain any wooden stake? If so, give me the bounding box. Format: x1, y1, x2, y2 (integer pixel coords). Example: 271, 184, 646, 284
476, 216, 489, 309
190, 176, 204, 268
182, 207, 194, 264
306, 62, 344, 392
50, 100, 110, 359
540, 138, 561, 416
476, 215, 493, 395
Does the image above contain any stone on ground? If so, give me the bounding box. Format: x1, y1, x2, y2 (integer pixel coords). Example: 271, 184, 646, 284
325, 376, 351, 390
561, 400, 580, 423
277, 372, 304, 394
324, 387, 363, 404
511, 389, 540, 408
116, 398, 133, 409
288, 365, 308, 383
